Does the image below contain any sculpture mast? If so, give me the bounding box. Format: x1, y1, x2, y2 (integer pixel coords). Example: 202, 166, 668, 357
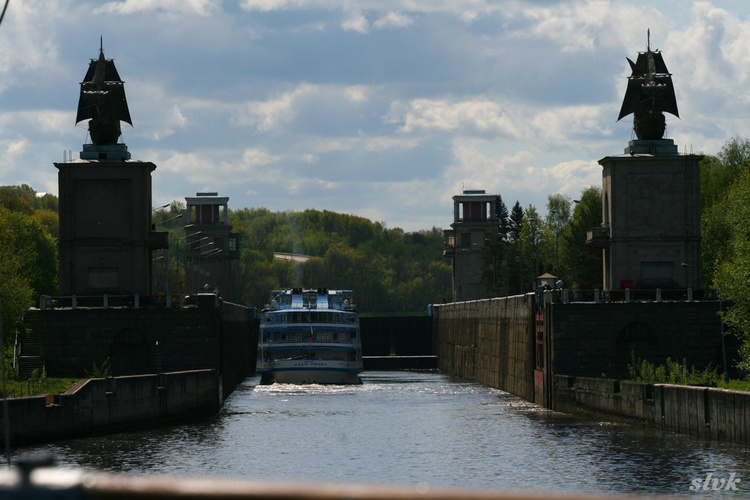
617, 30, 679, 140
75, 38, 133, 145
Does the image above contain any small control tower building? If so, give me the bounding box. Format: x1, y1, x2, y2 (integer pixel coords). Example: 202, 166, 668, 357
184, 192, 240, 301
443, 190, 499, 302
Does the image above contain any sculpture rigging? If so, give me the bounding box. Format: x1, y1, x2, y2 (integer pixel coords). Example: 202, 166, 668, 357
75, 39, 132, 145
617, 31, 679, 140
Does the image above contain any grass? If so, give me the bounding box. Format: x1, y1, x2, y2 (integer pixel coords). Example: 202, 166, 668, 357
627, 354, 750, 391
717, 379, 750, 391
2, 376, 79, 398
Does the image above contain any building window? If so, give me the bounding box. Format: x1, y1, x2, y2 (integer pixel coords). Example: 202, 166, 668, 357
461, 233, 470, 248
229, 235, 238, 252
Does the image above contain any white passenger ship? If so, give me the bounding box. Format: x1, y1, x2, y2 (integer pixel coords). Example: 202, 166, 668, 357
257, 288, 363, 384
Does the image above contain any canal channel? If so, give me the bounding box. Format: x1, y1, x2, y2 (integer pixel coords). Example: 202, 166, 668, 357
16, 371, 750, 496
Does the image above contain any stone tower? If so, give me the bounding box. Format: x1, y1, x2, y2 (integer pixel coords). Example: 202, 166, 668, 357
588, 38, 702, 291
443, 190, 499, 302
56, 44, 167, 296
184, 192, 240, 301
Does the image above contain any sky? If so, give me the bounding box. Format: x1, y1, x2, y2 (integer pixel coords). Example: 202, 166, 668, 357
1, 1, 750, 232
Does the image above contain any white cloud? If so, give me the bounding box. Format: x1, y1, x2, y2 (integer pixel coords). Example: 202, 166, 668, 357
522, 1, 666, 53
0, 0, 64, 77
341, 13, 369, 33
344, 86, 369, 103
669, 3, 750, 96
233, 84, 320, 132
240, 0, 296, 11
531, 104, 613, 142
0, 110, 75, 137
157, 148, 280, 186
240, 0, 504, 16
305, 136, 419, 154
373, 12, 414, 30
4, 139, 28, 157
127, 81, 192, 141
388, 98, 522, 138
96, 0, 221, 15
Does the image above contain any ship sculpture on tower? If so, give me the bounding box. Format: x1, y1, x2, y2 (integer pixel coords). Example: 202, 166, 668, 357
617, 30, 679, 140
75, 38, 132, 145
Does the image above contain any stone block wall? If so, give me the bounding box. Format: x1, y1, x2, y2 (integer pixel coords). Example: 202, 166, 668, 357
2, 369, 220, 448
554, 375, 750, 444
24, 298, 257, 400
27, 307, 219, 377
551, 301, 733, 379
434, 294, 535, 402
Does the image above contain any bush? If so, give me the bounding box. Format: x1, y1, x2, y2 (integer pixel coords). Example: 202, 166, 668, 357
628, 354, 719, 386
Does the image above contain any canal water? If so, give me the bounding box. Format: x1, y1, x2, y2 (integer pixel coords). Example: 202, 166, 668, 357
16, 371, 750, 496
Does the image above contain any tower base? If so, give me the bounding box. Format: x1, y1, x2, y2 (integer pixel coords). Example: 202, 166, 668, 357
80, 143, 131, 161
624, 139, 678, 156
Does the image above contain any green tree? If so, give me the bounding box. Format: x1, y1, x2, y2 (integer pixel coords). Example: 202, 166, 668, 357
545, 194, 572, 279
519, 206, 544, 290
700, 137, 750, 289
701, 136, 750, 211
711, 168, 750, 373
509, 201, 524, 243
496, 195, 510, 241
0, 205, 58, 345
559, 186, 603, 289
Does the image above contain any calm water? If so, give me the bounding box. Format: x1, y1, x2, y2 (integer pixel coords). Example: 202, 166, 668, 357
16, 371, 750, 496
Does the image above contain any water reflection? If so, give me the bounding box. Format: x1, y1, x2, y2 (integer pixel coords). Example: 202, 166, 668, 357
16, 371, 750, 496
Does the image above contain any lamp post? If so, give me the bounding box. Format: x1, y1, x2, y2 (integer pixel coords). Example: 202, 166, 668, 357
184, 233, 206, 294
681, 262, 692, 289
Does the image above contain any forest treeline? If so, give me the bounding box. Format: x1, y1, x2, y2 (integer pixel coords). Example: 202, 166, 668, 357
155, 207, 452, 314
5, 136, 750, 371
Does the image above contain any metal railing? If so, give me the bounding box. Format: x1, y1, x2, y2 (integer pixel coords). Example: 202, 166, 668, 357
38, 293, 191, 310
1, 378, 50, 399
548, 288, 718, 304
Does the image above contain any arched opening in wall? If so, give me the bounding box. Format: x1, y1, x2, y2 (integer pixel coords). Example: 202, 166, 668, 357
604, 192, 610, 226
111, 327, 150, 375
617, 321, 655, 369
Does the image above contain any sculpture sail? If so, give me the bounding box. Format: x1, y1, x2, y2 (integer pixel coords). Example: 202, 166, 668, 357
617, 34, 678, 140
75, 41, 132, 145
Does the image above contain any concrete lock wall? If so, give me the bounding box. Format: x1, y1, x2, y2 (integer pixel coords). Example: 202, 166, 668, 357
434, 294, 536, 402
554, 375, 750, 444
25, 299, 257, 401
2, 369, 220, 448
219, 302, 258, 398
551, 301, 728, 380
28, 307, 220, 377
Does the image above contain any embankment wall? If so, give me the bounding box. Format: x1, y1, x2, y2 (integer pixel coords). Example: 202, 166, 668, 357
24, 298, 257, 399
3, 369, 220, 448
551, 301, 729, 379
555, 375, 750, 444
433, 295, 536, 402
